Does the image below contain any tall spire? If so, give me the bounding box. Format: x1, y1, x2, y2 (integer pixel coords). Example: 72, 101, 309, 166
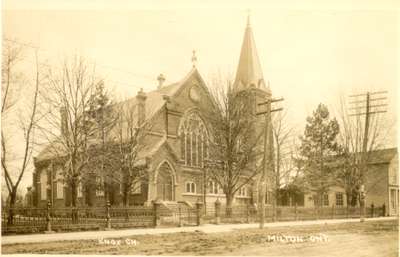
234, 15, 267, 91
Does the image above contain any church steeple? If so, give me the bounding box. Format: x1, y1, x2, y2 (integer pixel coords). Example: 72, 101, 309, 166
234, 15, 267, 92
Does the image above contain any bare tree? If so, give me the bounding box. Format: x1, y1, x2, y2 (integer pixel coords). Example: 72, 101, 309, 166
203, 77, 263, 214
271, 110, 296, 205
335, 95, 394, 206
38, 57, 101, 208
1, 41, 41, 224
106, 99, 150, 206
2, 41, 23, 114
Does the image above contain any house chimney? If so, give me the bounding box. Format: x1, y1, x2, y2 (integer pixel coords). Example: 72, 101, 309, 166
60, 107, 68, 136
157, 73, 165, 89
136, 88, 147, 126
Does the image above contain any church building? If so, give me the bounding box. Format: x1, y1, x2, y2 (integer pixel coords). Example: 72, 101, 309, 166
32, 17, 274, 208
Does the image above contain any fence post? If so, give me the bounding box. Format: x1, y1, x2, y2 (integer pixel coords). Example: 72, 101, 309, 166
178, 204, 183, 227
382, 203, 386, 217
346, 205, 349, 219
105, 200, 112, 230
246, 203, 250, 223
272, 203, 276, 222
153, 199, 161, 227
72, 206, 79, 224
45, 200, 54, 234
331, 204, 335, 219
371, 203, 374, 218
215, 198, 221, 225
196, 198, 203, 226
314, 205, 318, 220
125, 207, 129, 222
294, 203, 298, 221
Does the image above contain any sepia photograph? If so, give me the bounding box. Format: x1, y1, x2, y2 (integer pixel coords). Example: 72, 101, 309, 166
1, 0, 399, 256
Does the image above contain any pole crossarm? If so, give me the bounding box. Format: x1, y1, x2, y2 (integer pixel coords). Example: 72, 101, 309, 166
369, 91, 388, 95
349, 110, 387, 116
349, 104, 388, 110
349, 91, 387, 98
256, 108, 284, 116
258, 97, 284, 106
369, 97, 388, 102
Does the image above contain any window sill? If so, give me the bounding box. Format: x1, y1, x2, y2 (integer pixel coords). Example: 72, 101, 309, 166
181, 166, 204, 171
236, 196, 251, 199
206, 194, 225, 197
182, 193, 200, 196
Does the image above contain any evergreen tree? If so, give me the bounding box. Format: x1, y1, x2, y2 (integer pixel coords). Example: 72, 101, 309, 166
298, 103, 340, 207
87, 82, 116, 204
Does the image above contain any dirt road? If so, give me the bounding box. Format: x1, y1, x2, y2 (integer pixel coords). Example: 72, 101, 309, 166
2, 219, 398, 256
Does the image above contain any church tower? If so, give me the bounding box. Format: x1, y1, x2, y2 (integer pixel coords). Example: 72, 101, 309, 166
234, 15, 275, 206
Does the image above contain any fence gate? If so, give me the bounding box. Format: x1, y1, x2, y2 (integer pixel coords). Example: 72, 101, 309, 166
158, 202, 197, 227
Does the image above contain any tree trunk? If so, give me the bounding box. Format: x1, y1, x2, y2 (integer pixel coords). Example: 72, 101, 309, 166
350, 189, 358, 207
123, 186, 130, 207
71, 181, 77, 207
70, 180, 79, 222
225, 193, 234, 217
7, 188, 17, 225
104, 181, 109, 205
346, 190, 352, 207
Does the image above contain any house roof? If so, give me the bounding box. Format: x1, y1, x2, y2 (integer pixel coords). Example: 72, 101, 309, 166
35, 67, 201, 163
367, 147, 398, 164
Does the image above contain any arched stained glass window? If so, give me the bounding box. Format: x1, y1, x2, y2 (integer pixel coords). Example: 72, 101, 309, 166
178, 111, 208, 167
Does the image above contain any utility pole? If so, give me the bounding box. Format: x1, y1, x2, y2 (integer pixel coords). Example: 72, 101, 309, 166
257, 97, 283, 228
349, 90, 387, 221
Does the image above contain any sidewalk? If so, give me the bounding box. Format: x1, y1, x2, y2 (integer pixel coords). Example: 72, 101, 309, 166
1, 216, 397, 245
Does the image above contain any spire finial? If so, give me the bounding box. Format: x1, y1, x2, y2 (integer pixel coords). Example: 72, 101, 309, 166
191, 50, 197, 68
157, 73, 166, 89
246, 9, 251, 27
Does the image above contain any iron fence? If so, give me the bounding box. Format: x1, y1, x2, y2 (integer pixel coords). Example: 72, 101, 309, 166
203, 204, 386, 224
1, 204, 155, 234
1, 202, 386, 235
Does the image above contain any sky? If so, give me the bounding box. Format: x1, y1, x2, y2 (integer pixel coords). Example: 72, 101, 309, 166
2, 1, 399, 194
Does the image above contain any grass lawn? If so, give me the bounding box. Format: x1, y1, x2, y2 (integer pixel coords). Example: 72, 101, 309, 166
2, 219, 398, 256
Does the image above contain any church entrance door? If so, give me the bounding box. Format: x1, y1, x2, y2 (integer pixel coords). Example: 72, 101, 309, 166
156, 162, 173, 201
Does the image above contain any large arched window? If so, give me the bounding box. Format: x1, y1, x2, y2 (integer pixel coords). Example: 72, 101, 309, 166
179, 111, 208, 167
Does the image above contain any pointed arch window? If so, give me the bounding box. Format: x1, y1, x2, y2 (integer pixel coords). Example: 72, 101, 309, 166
179, 111, 208, 167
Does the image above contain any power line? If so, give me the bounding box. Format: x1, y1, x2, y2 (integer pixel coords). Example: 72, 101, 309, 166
95, 63, 156, 81
348, 90, 388, 221
3, 37, 166, 88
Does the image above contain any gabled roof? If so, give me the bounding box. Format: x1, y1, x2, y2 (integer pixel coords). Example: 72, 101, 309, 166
35, 68, 204, 163
35, 140, 65, 162
137, 137, 179, 161
326, 147, 398, 168
117, 67, 202, 122
367, 148, 398, 164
